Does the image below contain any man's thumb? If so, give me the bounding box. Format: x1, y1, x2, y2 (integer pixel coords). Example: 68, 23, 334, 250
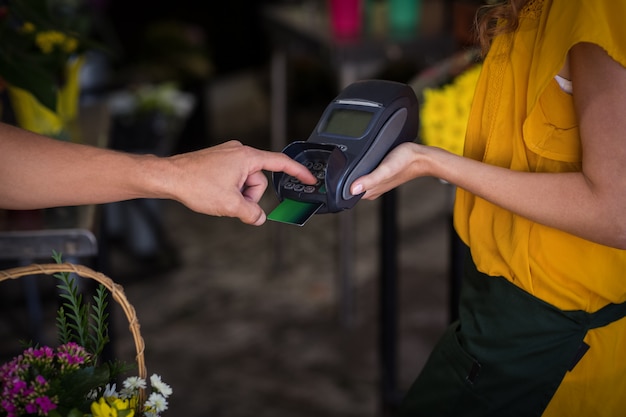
240, 202, 266, 226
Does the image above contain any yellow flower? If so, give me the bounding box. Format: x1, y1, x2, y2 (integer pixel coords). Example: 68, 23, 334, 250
422, 87, 455, 127
35, 30, 68, 54
419, 63, 482, 156
63, 36, 79, 53
90, 397, 135, 417
19, 22, 36, 34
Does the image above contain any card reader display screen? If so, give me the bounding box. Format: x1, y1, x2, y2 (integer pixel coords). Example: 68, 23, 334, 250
321, 108, 374, 138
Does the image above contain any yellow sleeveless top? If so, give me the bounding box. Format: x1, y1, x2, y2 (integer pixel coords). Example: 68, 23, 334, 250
453, 0, 626, 413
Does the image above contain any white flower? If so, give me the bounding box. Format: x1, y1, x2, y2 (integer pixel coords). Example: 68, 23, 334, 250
150, 374, 173, 398
145, 392, 169, 413
119, 387, 136, 400
103, 383, 119, 399
86, 388, 99, 400
123, 376, 147, 390
119, 376, 147, 399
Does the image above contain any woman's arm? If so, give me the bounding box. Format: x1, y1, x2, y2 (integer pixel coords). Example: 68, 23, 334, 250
351, 42, 626, 249
0, 122, 316, 226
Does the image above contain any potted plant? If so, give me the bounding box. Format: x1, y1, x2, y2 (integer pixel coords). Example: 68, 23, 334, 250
0, 0, 104, 140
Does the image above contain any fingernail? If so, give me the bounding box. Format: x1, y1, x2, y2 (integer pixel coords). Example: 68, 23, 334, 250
352, 184, 363, 195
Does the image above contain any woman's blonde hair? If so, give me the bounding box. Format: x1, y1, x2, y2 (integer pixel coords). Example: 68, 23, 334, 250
476, 0, 529, 55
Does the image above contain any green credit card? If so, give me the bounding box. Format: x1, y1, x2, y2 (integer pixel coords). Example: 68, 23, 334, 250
267, 199, 323, 226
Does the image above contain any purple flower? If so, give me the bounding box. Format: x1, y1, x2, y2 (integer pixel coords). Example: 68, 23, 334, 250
24, 402, 38, 413
35, 375, 47, 385
55, 343, 92, 373
36, 395, 57, 413
12, 379, 27, 392
25, 346, 54, 360
1, 399, 17, 413
1, 343, 93, 416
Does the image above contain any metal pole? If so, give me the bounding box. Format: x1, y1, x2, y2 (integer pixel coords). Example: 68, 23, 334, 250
379, 189, 400, 415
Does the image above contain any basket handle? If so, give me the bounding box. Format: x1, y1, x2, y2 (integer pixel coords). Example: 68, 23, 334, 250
0, 263, 147, 382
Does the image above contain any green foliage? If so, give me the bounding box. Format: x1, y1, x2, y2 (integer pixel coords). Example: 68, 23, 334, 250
55, 305, 72, 347
89, 285, 109, 361
52, 365, 111, 415
52, 251, 110, 362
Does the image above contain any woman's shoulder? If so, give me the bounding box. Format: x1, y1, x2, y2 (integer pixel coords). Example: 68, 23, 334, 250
541, 0, 626, 69
546, 0, 626, 43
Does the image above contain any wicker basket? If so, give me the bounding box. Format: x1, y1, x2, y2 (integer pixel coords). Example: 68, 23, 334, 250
0, 263, 147, 402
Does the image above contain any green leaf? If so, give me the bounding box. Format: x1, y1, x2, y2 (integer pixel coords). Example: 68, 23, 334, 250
107, 359, 136, 382
56, 305, 72, 345
67, 408, 88, 417
89, 285, 110, 361
118, 409, 135, 417
52, 252, 113, 361
0, 46, 60, 111
53, 365, 111, 414
56, 276, 90, 347
52, 253, 90, 349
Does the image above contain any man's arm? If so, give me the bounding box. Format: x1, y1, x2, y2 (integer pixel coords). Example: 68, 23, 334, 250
0, 122, 316, 225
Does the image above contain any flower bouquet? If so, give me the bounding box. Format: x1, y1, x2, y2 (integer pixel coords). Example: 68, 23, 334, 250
0, 253, 172, 417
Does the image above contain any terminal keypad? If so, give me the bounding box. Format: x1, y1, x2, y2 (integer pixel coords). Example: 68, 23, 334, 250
283, 159, 327, 194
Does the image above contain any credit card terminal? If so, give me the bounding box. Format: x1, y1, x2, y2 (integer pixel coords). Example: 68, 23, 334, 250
269, 79, 418, 223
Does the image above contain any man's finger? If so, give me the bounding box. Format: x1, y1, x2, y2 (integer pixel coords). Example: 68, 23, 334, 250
242, 171, 269, 204
258, 152, 317, 184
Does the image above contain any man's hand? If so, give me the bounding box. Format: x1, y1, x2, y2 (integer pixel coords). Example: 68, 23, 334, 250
165, 141, 317, 225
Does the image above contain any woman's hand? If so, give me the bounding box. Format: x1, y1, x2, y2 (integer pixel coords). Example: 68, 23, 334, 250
350, 142, 438, 200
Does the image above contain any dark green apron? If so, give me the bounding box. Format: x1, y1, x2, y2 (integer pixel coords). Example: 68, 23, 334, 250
397, 247, 626, 417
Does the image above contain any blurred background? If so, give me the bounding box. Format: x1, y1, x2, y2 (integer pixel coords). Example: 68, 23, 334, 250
0, 0, 484, 415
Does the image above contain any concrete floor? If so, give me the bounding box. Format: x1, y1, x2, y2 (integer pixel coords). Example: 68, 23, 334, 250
110, 176, 451, 417
0, 69, 454, 417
